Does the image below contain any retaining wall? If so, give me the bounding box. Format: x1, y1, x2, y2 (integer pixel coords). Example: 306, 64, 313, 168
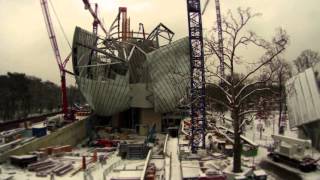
0, 117, 90, 163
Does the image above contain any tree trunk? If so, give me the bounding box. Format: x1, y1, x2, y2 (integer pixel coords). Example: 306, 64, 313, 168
232, 107, 242, 173
278, 74, 284, 134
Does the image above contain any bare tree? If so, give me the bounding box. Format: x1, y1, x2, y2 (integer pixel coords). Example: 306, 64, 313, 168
265, 58, 292, 134
294, 49, 320, 73
204, 8, 289, 173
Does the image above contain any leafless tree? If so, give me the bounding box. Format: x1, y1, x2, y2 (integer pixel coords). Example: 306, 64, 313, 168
264, 58, 292, 134
294, 49, 320, 73
204, 8, 289, 173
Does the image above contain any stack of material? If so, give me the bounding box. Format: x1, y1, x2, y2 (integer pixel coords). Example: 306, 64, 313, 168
39, 146, 55, 155
53, 163, 74, 176
10, 155, 37, 168
31, 151, 48, 160
28, 160, 74, 177
39, 145, 72, 155
52, 145, 73, 154
28, 160, 56, 172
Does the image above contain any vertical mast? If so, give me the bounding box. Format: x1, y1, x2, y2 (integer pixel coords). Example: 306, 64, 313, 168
186, 0, 207, 153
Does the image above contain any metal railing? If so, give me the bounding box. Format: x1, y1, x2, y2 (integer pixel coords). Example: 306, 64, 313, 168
163, 134, 169, 156
102, 159, 124, 180
140, 150, 152, 180
169, 152, 172, 180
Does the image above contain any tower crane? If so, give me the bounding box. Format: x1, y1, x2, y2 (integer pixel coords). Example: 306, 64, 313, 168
82, 0, 108, 36
202, 0, 225, 77
40, 0, 72, 119
92, 3, 99, 35
186, 0, 207, 153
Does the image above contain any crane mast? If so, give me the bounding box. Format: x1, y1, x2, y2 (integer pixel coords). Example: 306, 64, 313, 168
215, 0, 225, 77
40, 0, 68, 116
186, 0, 207, 153
93, 3, 98, 35
202, 0, 225, 77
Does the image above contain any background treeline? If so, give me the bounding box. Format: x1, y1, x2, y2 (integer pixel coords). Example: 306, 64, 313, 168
0, 72, 85, 121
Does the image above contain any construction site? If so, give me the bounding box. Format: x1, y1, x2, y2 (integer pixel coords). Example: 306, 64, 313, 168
1, 0, 320, 180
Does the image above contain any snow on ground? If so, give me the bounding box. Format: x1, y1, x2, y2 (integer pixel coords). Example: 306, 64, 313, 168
166, 137, 182, 180
212, 111, 320, 179
0, 151, 121, 180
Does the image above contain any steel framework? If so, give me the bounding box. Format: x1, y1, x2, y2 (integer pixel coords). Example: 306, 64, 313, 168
82, 0, 108, 36
202, 0, 225, 77
215, 0, 225, 77
186, 0, 206, 153
40, 0, 69, 116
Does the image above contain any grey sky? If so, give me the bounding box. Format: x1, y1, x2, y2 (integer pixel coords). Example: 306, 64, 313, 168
0, 0, 319, 85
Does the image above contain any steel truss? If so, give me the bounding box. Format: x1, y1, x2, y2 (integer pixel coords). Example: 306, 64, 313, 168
186, 0, 206, 153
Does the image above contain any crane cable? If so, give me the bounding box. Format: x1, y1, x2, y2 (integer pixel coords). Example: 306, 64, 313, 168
48, 0, 72, 49
202, 0, 210, 15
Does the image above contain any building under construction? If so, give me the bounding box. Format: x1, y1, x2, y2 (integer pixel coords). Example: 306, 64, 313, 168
3, 0, 315, 179
72, 7, 190, 132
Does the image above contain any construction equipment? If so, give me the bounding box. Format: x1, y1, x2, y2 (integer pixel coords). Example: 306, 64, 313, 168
186, 0, 207, 153
40, 0, 73, 120
82, 0, 108, 36
268, 134, 318, 172
202, 0, 225, 77
46, 114, 64, 131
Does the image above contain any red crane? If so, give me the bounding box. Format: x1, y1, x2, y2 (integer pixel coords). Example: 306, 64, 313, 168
82, 0, 108, 36
40, 0, 71, 118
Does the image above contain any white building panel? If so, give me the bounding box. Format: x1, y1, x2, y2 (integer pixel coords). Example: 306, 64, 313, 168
286, 68, 320, 127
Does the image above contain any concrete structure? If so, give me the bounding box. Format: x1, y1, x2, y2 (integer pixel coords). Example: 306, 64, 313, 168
0, 117, 90, 162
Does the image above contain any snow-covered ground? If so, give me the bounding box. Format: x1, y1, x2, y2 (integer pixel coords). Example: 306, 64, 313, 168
241, 113, 320, 180
165, 137, 182, 180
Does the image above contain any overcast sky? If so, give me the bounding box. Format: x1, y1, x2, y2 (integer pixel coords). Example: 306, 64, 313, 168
0, 0, 319, 85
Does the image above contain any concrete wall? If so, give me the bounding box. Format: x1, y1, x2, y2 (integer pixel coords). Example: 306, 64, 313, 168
140, 108, 162, 132
300, 121, 320, 151
0, 117, 90, 163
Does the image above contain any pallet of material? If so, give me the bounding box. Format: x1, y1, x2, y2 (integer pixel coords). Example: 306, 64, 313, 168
35, 163, 62, 177
39, 145, 73, 155
36, 162, 72, 177
53, 163, 74, 176
34, 162, 57, 172
39, 146, 55, 155
28, 160, 54, 171
52, 145, 73, 154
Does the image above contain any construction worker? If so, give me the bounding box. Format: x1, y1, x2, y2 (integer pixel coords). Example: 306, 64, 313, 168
207, 135, 215, 152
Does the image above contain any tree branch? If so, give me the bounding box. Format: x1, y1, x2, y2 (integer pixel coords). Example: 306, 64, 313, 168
235, 46, 286, 88
237, 87, 270, 106
207, 96, 231, 110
